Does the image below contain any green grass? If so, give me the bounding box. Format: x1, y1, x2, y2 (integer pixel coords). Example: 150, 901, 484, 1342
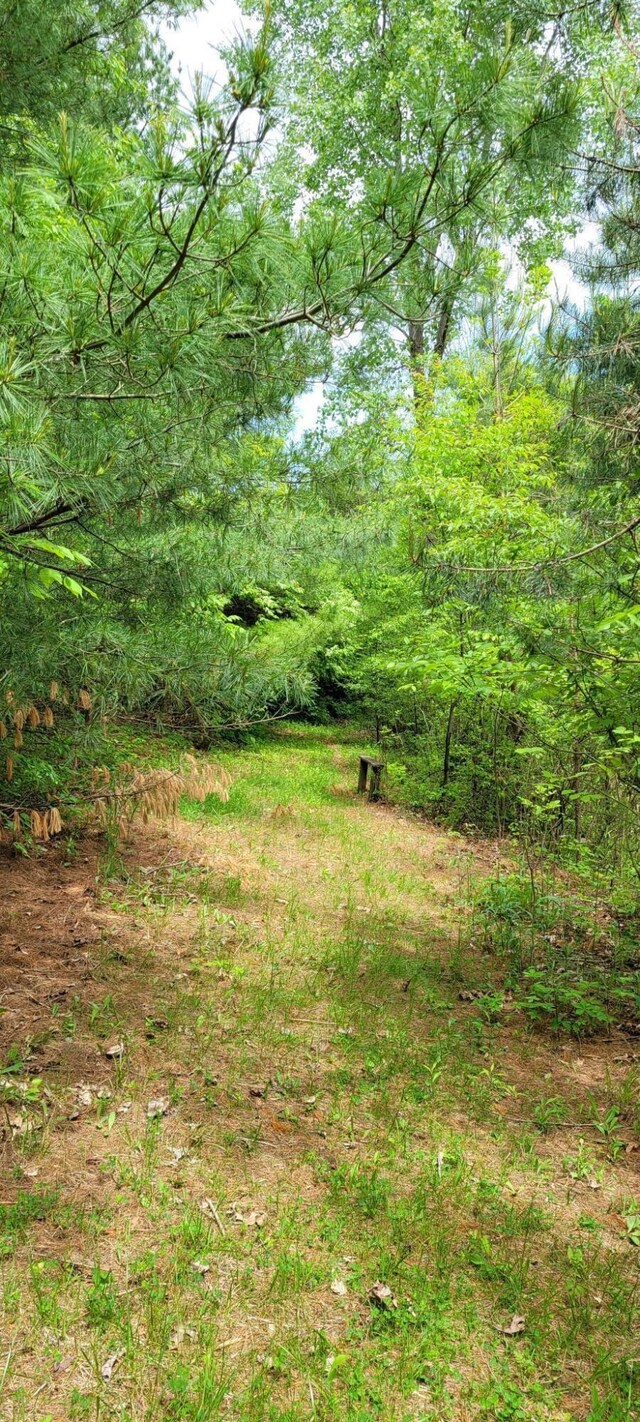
1, 726, 639, 1421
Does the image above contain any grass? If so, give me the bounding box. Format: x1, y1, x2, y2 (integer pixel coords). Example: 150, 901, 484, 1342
1, 725, 639, 1421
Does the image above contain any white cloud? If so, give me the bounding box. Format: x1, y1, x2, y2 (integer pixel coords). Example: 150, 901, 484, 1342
292, 383, 326, 438
160, 1, 244, 93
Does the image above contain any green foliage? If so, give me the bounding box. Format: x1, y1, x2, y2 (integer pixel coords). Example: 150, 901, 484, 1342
469, 862, 640, 1037
518, 969, 614, 1038
0, 0, 198, 133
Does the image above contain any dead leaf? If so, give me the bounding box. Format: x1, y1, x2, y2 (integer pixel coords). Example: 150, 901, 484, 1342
190, 1260, 210, 1274
331, 1279, 348, 1296
232, 1207, 266, 1227
249, 1084, 266, 1098
170, 1325, 197, 1349
104, 1041, 123, 1059
101, 1347, 125, 1381
498, 1315, 525, 1336
146, 1097, 169, 1119
368, 1281, 397, 1310
53, 1353, 75, 1375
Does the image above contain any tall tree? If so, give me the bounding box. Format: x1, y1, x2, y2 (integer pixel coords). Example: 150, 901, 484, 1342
0, 0, 198, 132
251, 0, 591, 403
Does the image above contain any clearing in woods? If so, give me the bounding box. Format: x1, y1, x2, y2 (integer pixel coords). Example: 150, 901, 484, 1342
1, 727, 639, 1422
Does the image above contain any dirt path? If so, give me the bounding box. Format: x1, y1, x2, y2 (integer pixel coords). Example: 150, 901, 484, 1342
1, 728, 639, 1421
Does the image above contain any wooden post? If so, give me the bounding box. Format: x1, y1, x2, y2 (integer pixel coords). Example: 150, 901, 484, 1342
369, 764, 382, 801
358, 756, 384, 799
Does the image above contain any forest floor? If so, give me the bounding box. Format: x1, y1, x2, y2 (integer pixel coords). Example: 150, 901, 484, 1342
1, 726, 639, 1422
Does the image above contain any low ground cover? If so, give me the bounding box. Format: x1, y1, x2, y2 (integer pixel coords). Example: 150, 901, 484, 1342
1, 728, 639, 1421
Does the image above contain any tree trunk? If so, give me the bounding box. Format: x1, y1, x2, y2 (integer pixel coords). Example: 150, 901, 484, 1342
442, 701, 456, 789
408, 318, 425, 410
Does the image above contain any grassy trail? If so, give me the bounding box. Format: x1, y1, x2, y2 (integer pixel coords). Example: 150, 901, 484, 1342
1, 728, 639, 1421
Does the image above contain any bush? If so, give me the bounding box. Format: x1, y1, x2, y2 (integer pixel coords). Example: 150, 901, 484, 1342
517, 968, 613, 1037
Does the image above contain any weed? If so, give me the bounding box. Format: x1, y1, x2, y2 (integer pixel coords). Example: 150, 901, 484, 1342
533, 1095, 567, 1133
88, 993, 121, 1039
564, 1138, 603, 1183
518, 968, 613, 1036
590, 1104, 626, 1161
0, 1189, 58, 1256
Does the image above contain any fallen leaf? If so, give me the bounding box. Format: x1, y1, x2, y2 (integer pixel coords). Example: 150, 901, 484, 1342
170, 1325, 197, 1349
104, 1041, 124, 1059
232, 1207, 266, 1227
101, 1347, 125, 1381
53, 1353, 75, 1375
146, 1097, 169, 1119
331, 1279, 348, 1296
191, 1260, 210, 1274
249, 1084, 266, 1098
498, 1315, 525, 1336
368, 1281, 397, 1310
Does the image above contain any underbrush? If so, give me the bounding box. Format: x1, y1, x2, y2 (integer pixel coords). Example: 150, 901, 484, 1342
470, 864, 640, 1039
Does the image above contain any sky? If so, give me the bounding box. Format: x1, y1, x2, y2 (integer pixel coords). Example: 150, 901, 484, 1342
160, 1, 243, 89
